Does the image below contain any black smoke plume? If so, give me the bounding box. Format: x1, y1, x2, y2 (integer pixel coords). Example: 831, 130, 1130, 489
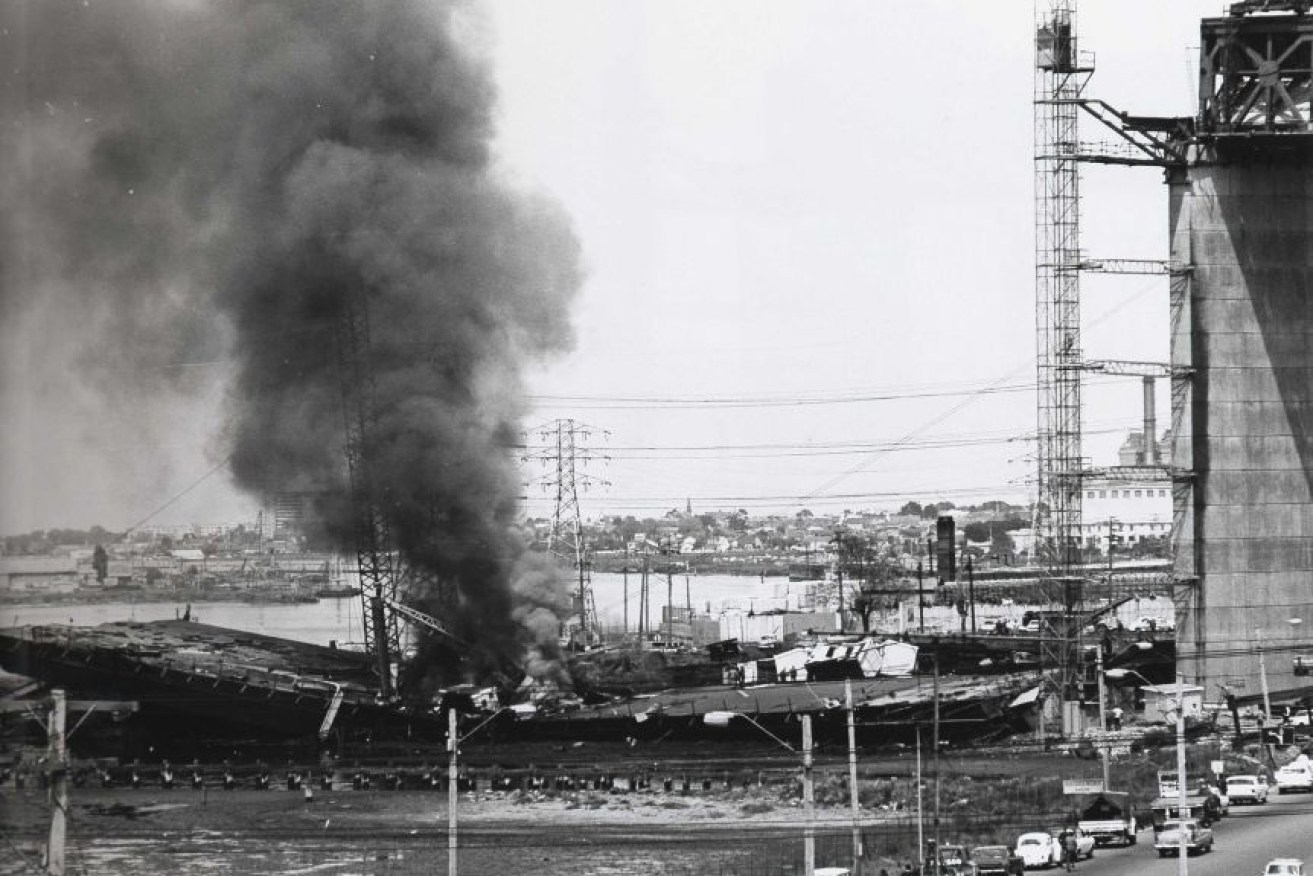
0, 1, 582, 686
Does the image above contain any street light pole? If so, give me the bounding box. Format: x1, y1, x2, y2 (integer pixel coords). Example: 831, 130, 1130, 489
1095, 646, 1109, 792
1173, 675, 1187, 876
702, 710, 814, 875
446, 706, 511, 876
1108, 667, 1186, 876
1257, 626, 1272, 722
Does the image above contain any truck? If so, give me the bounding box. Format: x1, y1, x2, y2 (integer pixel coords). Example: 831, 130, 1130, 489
1076, 791, 1137, 846
1154, 818, 1213, 857
1149, 794, 1219, 831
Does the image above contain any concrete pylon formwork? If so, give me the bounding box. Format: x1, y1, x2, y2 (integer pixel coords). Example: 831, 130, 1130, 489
1172, 4, 1313, 698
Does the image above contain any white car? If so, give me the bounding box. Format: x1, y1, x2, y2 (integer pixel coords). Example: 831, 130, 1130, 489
1265, 859, 1304, 876
1226, 774, 1269, 804
1016, 832, 1061, 869
1275, 763, 1313, 793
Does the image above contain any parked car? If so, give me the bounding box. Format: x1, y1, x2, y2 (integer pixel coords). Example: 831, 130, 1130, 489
972, 846, 1024, 876
1226, 774, 1269, 804
1016, 832, 1061, 869
1155, 819, 1214, 857
1264, 859, 1304, 876
1275, 762, 1313, 794
939, 844, 977, 875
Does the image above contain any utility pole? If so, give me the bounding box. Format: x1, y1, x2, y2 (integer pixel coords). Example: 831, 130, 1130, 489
967, 557, 977, 634
1096, 645, 1109, 791
0, 692, 138, 875
665, 556, 674, 649
1175, 676, 1188, 876
802, 713, 815, 876
622, 548, 629, 640
1107, 518, 1120, 580
447, 707, 458, 876
639, 550, 649, 646
47, 690, 66, 876
444, 705, 509, 876
917, 561, 925, 633
846, 680, 863, 873
915, 725, 924, 871
685, 567, 692, 620
932, 650, 941, 857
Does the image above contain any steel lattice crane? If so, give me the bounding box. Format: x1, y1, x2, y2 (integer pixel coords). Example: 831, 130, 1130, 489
337, 289, 403, 699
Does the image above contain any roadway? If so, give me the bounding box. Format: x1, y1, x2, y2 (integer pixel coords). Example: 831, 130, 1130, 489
1057, 791, 1313, 876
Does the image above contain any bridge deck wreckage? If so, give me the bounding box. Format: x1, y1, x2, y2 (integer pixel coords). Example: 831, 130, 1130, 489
0, 618, 1182, 756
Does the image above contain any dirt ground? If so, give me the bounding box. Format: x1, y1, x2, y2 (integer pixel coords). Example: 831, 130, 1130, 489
0, 783, 900, 875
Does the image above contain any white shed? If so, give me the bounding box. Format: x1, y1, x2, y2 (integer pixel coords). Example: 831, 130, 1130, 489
1141, 683, 1204, 720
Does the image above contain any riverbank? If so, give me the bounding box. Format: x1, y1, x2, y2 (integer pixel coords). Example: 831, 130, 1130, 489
0, 739, 1261, 876
0, 586, 319, 607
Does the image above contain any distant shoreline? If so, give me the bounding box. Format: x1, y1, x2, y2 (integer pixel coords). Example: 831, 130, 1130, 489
0, 587, 318, 607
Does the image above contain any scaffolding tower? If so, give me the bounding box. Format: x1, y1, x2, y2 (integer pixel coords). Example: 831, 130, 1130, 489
1034, 0, 1092, 717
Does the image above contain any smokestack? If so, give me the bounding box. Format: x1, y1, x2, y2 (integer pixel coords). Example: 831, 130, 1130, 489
1142, 376, 1158, 465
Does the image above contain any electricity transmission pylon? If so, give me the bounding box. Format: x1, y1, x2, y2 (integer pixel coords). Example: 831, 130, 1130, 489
524, 419, 608, 643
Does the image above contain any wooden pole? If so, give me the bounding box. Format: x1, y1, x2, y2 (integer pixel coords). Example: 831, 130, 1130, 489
802, 713, 814, 876
967, 557, 977, 634
846, 680, 863, 872
933, 651, 940, 858
915, 724, 924, 870
640, 553, 649, 645
666, 563, 674, 649
917, 562, 925, 633
47, 690, 67, 876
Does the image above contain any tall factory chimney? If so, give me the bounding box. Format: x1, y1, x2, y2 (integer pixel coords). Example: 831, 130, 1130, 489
1142, 377, 1157, 466
1173, 0, 1313, 695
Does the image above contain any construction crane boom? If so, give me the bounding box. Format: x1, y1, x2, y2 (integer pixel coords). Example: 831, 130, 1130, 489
381, 596, 468, 649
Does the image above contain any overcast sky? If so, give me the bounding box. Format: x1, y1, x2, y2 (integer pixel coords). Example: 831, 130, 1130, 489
495, 0, 1216, 522
1, 1, 1224, 533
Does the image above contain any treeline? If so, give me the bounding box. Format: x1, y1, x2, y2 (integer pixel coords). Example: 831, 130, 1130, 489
2, 526, 121, 556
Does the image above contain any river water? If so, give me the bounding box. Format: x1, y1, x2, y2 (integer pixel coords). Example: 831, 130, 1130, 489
0, 572, 806, 646
2, 569, 1173, 647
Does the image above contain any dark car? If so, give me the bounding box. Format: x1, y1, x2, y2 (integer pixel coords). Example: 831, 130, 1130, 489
971, 845, 1024, 876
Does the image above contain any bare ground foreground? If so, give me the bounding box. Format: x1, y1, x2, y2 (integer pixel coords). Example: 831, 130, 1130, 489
0, 785, 894, 875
